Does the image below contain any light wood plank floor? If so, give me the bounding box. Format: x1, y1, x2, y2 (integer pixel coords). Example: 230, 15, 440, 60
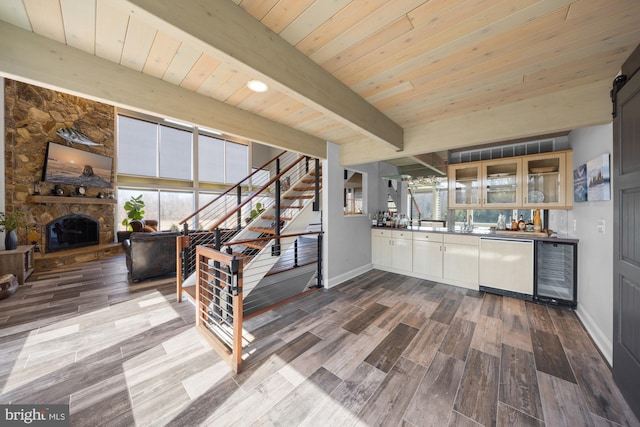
1, 257, 638, 426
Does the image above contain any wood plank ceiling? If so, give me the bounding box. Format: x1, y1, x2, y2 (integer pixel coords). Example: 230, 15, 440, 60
0, 0, 639, 166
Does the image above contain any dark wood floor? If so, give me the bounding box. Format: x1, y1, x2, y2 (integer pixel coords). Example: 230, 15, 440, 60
1, 256, 638, 427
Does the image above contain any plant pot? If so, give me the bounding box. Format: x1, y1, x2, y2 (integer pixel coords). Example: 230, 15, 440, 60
4, 229, 18, 250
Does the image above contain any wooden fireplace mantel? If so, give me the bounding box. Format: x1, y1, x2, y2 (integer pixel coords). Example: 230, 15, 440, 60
27, 195, 117, 205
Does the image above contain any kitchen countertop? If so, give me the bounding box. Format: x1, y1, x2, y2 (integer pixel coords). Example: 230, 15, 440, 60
372, 225, 579, 243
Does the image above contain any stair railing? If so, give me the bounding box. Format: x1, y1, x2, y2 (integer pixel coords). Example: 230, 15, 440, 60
194, 245, 244, 372
176, 153, 320, 301
178, 150, 295, 232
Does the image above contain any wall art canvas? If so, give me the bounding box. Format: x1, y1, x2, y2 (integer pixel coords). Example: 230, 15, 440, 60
586, 153, 610, 201
573, 163, 588, 202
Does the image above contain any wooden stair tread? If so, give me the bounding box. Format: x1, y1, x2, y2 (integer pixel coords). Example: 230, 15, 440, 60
283, 195, 314, 199
243, 241, 267, 250
293, 186, 321, 191
280, 205, 304, 209
248, 227, 277, 235
262, 215, 292, 221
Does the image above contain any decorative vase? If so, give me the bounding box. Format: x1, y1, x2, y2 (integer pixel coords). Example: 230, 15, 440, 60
4, 229, 18, 250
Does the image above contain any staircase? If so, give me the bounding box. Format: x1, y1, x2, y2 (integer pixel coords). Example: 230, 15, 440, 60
176, 152, 322, 304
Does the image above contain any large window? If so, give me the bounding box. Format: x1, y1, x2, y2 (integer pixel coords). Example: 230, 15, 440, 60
409, 189, 448, 221
117, 117, 157, 176
453, 209, 535, 229
117, 188, 159, 227
160, 191, 194, 231
116, 114, 250, 232
160, 126, 192, 180
196, 134, 249, 185
407, 178, 448, 222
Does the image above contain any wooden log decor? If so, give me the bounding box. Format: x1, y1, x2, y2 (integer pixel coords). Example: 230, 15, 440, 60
0, 274, 19, 300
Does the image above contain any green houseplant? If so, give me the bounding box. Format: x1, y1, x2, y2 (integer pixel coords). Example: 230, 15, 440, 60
245, 202, 264, 224
121, 194, 145, 230
0, 211, 28, 250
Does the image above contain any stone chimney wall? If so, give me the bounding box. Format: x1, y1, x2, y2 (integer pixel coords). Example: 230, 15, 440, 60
4, 79, 116, 250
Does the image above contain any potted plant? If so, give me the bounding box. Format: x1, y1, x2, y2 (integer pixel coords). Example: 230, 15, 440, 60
121, 194, 145, 230
245, 202, 264, 225
0, 211, 28, 250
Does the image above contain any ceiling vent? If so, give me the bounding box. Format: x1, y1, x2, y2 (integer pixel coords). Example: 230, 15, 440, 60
448, 136, 569, 164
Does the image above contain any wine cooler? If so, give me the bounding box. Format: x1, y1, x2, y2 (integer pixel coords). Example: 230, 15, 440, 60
534, 240, 578, 307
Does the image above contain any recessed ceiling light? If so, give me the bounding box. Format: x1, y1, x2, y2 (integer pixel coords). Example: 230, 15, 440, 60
247, 79, 269, 92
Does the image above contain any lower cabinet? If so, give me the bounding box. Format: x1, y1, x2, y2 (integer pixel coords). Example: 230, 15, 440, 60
373, 229, 540, 296
371, 229, 412, 273
411, 232, 479, 290
412, 232, 443, 278
372, 230, 392, 268
442, 234, 480, 290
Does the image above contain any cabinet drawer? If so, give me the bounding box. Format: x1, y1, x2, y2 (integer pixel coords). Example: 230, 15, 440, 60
444, 234, 480, 246
392, 230, 412, 240
413, 232, 444, 242
372, 229, 393, 238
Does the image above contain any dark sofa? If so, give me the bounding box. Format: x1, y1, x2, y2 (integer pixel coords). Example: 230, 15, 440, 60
123, 231, 180, 282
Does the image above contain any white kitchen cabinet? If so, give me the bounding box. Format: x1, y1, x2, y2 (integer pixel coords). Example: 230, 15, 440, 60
371, 229, 412, 273
448, 150, 573, 210
448, 163, 481, 208
392, 230, 412, 272
522, 151, 572, 209
412, 232, 443, 278
479, 237, 534, 295
443, 234, 479, 290
372, 229, 392, 268
482, 158, 522, 208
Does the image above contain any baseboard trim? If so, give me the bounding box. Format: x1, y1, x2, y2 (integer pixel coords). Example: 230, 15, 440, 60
576, 305, 612, 365
325, 263, 373, 288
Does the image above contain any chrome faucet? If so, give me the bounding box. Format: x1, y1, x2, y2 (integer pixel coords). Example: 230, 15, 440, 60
463, 215, 474, 232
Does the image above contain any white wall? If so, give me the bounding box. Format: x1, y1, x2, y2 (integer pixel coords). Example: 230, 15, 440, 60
322, 142, 381, 287
566, 123, 614, 364
251, 141, 282, 169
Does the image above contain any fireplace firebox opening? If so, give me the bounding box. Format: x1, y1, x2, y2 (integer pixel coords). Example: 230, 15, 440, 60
46, 214, 99, 253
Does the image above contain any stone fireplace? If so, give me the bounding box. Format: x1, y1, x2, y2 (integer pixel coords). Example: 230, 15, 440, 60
4, 79, 116, 254
46, 214, 99, 253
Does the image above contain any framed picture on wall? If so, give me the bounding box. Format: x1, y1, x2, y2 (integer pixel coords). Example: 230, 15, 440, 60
586, 153, 611, 201
573, 164, 587, 202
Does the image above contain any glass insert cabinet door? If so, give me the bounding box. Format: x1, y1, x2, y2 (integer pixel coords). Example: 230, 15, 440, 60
482, 159, 521, 207
523, 153, 566, 207
449, 164, 481, 208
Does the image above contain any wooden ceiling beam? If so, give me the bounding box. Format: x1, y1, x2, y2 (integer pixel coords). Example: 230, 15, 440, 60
122, 0, 404, 151
412, 153, 447, 176
340, 79, 612, 165
0, 21, 327, 159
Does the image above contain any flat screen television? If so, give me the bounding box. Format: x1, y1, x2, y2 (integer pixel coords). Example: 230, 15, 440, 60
42, 142, 113, 188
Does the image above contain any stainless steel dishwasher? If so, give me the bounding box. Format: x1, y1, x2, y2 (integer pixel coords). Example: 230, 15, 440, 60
534, 240, 578, 307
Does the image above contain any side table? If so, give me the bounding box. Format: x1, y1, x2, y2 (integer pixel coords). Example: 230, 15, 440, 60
0, 245, 35, 285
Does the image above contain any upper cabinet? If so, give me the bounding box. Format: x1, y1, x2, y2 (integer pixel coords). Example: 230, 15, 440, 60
449, 163, 481, 208
483, 158, 522, 208
522, 152, 569, 208
448, 150, 573, 209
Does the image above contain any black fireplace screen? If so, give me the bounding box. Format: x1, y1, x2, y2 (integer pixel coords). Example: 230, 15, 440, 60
46, 214, 99, 253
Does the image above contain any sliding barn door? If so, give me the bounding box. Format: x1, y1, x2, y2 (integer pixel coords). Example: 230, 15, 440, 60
612, 44, 640, 419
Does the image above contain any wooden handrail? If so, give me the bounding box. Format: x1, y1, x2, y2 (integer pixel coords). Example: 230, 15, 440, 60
223, 231, 322, 247
179, 151, 287, 225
